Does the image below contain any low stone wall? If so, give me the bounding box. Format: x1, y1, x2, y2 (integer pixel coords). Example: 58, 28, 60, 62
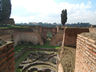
0, 41, 15, 72
75, 33, 96, 72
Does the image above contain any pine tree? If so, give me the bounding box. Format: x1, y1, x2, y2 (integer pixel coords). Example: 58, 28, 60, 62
61, 9, 67, 26
0, 0, 11, 20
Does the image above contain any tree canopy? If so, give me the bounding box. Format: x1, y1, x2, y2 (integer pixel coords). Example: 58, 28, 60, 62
0, 0, 11, 21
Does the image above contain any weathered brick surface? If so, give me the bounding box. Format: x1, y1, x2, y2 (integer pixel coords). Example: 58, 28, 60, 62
0, 26, 57, 43
0, 41, 15, 72
89, 28, 96, 33
50, 28, 89, 46
75, 33, 96, 72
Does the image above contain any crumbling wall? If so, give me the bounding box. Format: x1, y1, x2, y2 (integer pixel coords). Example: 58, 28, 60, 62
0, 41, 15, 72
89, 27, 96, 33
13, 32, 44, 46
41, 27, 57, 41
75, 33, 96, 72
50, 28, 89, 46
0, 28, 43, 46
0, 26, 57, 43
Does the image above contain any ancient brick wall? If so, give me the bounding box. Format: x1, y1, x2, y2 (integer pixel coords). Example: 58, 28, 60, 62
50, 28, 89, 46
0, 41, 15, 72
75, 33, 96, 72
65, 28, 89, 46
13, 32, 44, 46
0, 26, 57, 42
89, 27, 96, 33
0, 27, 89, 46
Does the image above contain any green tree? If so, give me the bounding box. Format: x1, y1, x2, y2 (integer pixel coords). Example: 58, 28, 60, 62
0, 0, 11, 20
47, 31, 52, 39
61, 9, 67, 26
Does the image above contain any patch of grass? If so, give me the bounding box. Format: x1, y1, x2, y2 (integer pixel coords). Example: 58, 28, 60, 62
15, 41, 60, 51
15, 51, 31, 70
16, 69, 22, 72
14, 42, 60, 57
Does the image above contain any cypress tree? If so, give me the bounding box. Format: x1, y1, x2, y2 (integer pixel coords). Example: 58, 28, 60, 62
61, 9, 67, 26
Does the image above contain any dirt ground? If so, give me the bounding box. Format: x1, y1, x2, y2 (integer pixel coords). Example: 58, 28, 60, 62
60, 46, 76, 72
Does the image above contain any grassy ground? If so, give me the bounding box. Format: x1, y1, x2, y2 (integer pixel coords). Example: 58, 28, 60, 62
14, 42, 60, 55
15, 51, 32, 72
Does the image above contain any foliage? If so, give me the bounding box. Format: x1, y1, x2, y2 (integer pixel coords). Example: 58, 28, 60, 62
0, 24, 28, 29
65, 22, 91, 27
0, 0, 11, 20
61, 9, 67, 25
16, 22, 92, 28
47, 31, 52, 39
16, 69, 22, 72
16, 22, 62, 28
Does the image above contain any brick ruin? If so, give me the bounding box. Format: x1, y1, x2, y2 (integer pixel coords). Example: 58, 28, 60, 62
0, 27, 96, 72
57, 27, 96, 72
0, 41, 15, 72
75, 28, 96, 72
0, 26, 57, 42
50, 27, 89, 46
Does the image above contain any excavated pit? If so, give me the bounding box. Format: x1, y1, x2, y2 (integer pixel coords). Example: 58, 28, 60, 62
18, 51, 57, 72
16, 46, 76, 72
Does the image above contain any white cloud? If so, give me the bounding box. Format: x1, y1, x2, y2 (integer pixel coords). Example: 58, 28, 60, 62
11, 0, 96, 24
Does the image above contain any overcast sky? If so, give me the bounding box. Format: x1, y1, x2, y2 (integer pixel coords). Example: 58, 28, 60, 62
11, 0, 96, 24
